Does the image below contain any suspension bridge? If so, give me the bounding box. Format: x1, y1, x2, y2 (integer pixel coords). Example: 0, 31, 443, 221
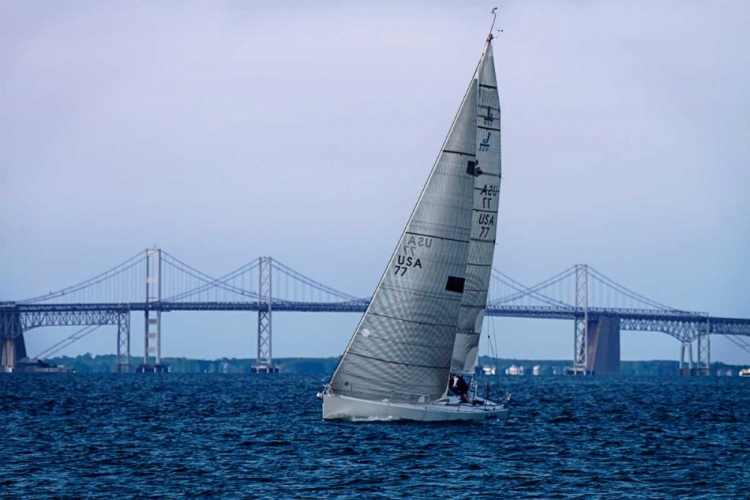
1, 248, 749, 374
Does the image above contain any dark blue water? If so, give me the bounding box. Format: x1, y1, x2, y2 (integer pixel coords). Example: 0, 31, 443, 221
1, 374, 748, 499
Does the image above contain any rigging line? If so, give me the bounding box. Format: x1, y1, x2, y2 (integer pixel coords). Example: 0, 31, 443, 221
485, 317, 495, 362
488, 7, 498, 40
20, 251, 146, 304
488, 314, 500, 388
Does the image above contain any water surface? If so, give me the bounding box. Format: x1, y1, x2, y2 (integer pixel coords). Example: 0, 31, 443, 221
1, 374, 748, 498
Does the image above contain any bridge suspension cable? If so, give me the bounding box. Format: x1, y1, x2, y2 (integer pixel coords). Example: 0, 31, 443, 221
725, 335, 750, 355
20, 251, 146, 304
161, 251, 260, 302
271, 259, 366, 303
586, 267, 681, 311
35, 325, 103, 359
488, 265, 577, 307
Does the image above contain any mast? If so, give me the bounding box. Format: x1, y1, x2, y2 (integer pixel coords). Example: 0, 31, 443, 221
451, 22, 503, 375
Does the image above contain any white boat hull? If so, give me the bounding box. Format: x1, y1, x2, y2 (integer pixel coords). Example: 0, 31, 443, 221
322, 393, 509, 422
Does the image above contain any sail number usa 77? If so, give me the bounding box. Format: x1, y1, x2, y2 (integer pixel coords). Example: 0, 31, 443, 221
394, 235, 430, 276
477, 183, 499, 239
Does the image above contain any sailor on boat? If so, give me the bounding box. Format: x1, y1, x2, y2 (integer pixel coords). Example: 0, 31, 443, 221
454, 375, 469, 403
320, 10, 510, 422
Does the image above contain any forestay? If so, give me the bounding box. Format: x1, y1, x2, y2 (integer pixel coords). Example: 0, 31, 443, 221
451, 40, 502, 374
329, 80, 479, 404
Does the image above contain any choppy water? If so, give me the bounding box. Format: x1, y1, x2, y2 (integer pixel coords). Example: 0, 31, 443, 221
1, 374, 748, 499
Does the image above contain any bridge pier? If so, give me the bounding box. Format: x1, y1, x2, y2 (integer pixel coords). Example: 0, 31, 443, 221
679, 342, 694, 376
0, 310, 26, 371
585, 316, 621, 375
1, 336, 27, 371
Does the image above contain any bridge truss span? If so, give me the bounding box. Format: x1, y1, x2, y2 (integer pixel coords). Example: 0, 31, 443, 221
1, 248, 748, 373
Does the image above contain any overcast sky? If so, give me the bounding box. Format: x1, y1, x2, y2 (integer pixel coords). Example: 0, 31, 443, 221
1, 1, 748, 365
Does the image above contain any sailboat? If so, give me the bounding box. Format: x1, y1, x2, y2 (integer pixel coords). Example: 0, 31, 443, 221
320, 21, 508, 422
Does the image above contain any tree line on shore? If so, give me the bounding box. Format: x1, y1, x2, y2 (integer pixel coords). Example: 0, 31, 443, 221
42, 353, 747, 376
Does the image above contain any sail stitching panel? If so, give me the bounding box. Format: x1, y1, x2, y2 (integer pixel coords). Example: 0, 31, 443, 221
404, 231, 469, 244
368, 311, 459, 329
349, 352, 448, 371
441, 149, 476, 157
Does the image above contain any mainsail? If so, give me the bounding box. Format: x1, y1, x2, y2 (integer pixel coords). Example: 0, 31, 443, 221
329, 79, 479, 404
451, 39, 502, 374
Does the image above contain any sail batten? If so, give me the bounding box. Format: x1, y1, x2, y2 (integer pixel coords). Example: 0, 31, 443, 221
451, 40, 502, 375
329, 73, 479, 404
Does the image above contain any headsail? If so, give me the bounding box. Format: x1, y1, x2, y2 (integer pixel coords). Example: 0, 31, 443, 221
329, 79, 479, 404
451, 38, 502, 374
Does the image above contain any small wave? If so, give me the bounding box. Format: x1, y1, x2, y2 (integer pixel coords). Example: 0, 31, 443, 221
349, 415, 402, 422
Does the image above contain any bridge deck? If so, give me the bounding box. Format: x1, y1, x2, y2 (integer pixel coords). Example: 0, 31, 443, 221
2, 302, 748, 337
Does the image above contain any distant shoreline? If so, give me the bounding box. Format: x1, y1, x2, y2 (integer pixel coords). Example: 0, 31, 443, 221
37, 354, 749, 376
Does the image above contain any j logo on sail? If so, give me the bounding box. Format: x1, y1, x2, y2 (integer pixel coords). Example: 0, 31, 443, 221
479, 132, 491, 151
484, 108, 494, 125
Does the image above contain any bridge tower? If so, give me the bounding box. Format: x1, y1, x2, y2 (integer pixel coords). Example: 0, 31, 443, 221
569, 264, 591, 375
696, 316, 711, 376
253, 256, 277, 373
138, 248, 167, 373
